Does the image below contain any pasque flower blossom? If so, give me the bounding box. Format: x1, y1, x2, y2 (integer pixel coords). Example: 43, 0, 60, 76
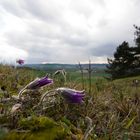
34, 87, 85, 109
27, 76, 53, 90
18, 76, 53, 99
57, 87, 85, 103
16, 59, 24, 65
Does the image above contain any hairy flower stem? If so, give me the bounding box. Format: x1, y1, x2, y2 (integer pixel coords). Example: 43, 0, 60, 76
83, 116, 93, 140
18, 85, 28, 99
33, 90, 57, 109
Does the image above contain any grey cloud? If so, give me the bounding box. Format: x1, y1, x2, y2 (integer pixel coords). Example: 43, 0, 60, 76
97, 18, 109, 28
0, 0, 140, 64
89, 43, 116, 57
22, 0, 64, 25
0, 0, 62, 24
133, 0, 140, 5
22, 0, 54, 20
0, 0, 28, 18
3, 28, 66, 63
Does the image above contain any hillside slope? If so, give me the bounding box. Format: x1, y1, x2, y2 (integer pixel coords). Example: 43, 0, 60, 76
0, 64, 140, 140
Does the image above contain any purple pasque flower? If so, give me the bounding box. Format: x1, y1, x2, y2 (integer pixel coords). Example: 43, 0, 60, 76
27, 76, 53, 90
16, 59, 24, 65
57, 87, 85, 103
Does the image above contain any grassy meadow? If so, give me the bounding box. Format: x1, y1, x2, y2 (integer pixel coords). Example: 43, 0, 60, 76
0, 64, 140, 140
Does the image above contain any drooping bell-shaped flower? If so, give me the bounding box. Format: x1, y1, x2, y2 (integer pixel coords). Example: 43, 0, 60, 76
26, 76, 53, 90
16, 59, 24, 65
57, 87, 85, 103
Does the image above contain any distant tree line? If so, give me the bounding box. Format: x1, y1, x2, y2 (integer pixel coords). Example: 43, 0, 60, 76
106, 25, 140, 79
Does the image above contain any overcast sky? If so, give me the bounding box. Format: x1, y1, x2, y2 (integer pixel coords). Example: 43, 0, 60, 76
0, 0, 140, 64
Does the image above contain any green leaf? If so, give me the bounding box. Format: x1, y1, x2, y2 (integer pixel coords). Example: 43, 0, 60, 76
125, 116, 136, 129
